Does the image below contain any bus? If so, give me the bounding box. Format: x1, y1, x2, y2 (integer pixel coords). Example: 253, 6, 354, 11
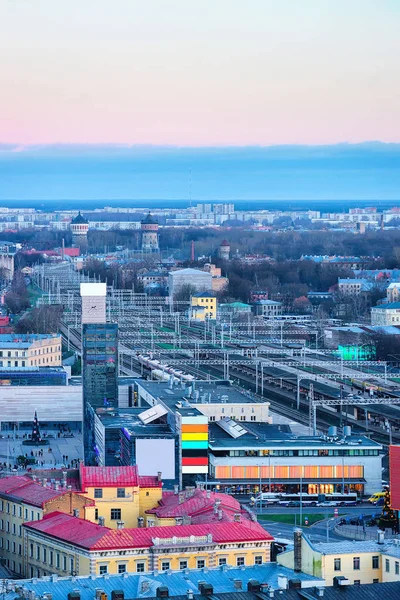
278, 492, 359, 507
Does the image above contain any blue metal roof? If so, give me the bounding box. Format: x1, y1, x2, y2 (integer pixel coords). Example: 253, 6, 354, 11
4, 564, 324, 600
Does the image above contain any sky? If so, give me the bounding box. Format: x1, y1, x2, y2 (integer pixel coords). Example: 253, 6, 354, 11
0, 1, 399, 201
1, 0, 399, 146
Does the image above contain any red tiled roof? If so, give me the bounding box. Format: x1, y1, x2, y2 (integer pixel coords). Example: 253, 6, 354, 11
138, 476, 162, 488
62, 248, 80, 257
24, 512, 273, 550
24, 512, 106, 548
0, 476, 68, 508
79, 465, 139, 489
146, 489, 242, 521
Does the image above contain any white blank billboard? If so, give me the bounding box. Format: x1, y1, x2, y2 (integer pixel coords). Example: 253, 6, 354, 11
136, 438, 175, 480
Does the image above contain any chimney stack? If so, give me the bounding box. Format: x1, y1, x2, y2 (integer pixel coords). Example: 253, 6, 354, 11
294, 529, 302, 572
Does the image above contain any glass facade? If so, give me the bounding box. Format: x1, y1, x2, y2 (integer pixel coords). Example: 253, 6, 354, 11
82, 323, 118, 464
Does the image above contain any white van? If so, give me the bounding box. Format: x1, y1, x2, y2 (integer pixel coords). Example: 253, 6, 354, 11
251, 493, 280, 506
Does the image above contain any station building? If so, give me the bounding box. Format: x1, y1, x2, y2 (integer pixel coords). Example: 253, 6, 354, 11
207, 422, 382, 497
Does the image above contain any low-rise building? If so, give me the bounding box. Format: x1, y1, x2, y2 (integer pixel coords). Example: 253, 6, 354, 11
207, 422, 381, 497
0, 476, 93, 576
338, 278, 372, 295
0, 334, 62, 368
78, 465, 162, 529
23, 511, 273, 577
253, 300, 283, 318
371, 302, 400, 326
278, 529, 400, 586
191, 292, 217, 320
387, 282, 400, 303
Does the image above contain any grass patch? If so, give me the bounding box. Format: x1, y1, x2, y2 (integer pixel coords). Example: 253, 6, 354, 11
258, 513, 328, 526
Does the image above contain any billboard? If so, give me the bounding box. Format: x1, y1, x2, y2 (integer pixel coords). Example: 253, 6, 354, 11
389, 445, 400, 510
136, 438, 175, 480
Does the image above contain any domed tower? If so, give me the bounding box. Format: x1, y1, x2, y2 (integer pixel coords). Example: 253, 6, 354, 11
219, 239, 230, 260
141, 212, 159, 253
70, 211, 89, 254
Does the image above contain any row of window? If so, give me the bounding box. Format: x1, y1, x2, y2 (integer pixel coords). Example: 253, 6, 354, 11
227, 449, 379, 457
94, 488, 126, 499
0, 520, 22, 536
332, 555, 400, 573
0, 346, 60, 358
98, 555, 264, 575
0, 537, 22, 555
0, 501, 40, 521
30, 543, 74, 573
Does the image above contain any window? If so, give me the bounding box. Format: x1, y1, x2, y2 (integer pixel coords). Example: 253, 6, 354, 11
18, 506, 22, 518
50, 551, 53, 566
63, 556, 67, 571
161, 561, 170, 571
334, 558, 341, 571
43, 548, 47, 563
111, 508, 121, 520
396, 561, 399, 575
94, 489, 103, 498
386, 559, 390, 573
373, 579, 379, 584
12, 542, 16, 553
12, 523, 16, 535
118, 564, 126, 574
254, 556, 263, 565
372, 556, 380, 569
236, 557, 245, 567
56, 554, 60, 569
117, 488, 126, 498
136, 562, 145, 573
353, 557, 360, 570
36, 546, 40, 560
354, 580, 360, 585
99, 565, 108, 575
12, 505, 16, 516
219, 558, 227, 566
6, 503, 9, 513
70, 558, 74, 573
179, 560, 188, 570
18, 544, 22, 556
197, 559, 205, 569
29, 544, 33, 558
25, 509, 28, 519
95, 509, 99, 520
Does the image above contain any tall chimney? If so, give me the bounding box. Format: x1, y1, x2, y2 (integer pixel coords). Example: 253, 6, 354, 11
294, 528, 302, 572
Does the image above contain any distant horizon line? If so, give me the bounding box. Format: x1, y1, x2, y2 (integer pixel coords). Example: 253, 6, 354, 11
1, 140, 400, 151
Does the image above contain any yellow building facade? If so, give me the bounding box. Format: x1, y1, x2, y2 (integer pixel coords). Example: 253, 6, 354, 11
278, 529, 400, 586
79, 466, 163, 530
191, 292, 217, 321
23, 512, 273, 578
0, 334, 62, 368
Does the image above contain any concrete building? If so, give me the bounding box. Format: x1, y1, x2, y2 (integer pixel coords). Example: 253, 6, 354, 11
207, 423, 381, 496
168, 268, 212, 297
219, 240, 231, 260
278, 529, 400, 586
253, 300, 283, 318
23, 511, 273, 577
141, 213, 159, 253
0, 251, 15, 281
0, 334, 62, 368
191, 292, 217, 321
371, 302, 400, 326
